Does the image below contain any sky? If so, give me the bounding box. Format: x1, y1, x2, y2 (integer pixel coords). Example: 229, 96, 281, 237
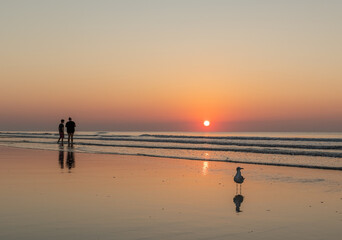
1, 0, 342, 131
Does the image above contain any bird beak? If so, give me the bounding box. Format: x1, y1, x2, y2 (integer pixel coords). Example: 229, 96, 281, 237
241, 168, 244, 169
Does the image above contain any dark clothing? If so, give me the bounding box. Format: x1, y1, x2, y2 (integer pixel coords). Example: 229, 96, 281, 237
59, 123, 64, 133
66, 121, 76, 133
59, 132, 64, 138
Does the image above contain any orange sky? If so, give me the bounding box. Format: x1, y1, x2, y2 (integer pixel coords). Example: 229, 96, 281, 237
1, 1, 341, 131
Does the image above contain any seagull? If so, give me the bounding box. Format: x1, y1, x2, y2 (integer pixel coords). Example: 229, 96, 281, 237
234, 167, 244, 184
234, 167, 244, 194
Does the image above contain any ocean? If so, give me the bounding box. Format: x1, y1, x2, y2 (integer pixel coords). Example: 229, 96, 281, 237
0, 131, 341, 170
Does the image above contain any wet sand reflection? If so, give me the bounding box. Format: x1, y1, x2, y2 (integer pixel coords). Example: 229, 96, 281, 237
58, 150, 64, 169
58, 150, 75, 171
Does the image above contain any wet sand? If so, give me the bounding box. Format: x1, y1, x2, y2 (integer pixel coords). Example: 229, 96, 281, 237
0, 146, 341, 240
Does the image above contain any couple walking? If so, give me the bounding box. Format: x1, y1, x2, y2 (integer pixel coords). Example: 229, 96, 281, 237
57, 117, 76, 145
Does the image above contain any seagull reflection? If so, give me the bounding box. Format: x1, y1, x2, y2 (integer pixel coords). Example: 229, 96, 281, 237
66, 151, 75, 170
233, 194, 244, 213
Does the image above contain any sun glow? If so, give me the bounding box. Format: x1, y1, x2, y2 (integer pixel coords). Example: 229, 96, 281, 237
202, 161, 209, 175
204, 120, 210, 127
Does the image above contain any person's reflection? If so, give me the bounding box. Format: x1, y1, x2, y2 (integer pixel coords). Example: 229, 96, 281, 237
66, 151, 75, 171
58, 150, 64, 169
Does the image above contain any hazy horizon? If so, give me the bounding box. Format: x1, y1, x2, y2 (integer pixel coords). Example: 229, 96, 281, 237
1, 0, 341, 132
1, 118, 342, 132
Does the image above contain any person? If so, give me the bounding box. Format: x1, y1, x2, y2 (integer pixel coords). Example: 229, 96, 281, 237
65, 117, 76, 145
57, 119, 65, 144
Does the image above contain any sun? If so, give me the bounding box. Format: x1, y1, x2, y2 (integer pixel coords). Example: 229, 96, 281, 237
204, 120, 210, 127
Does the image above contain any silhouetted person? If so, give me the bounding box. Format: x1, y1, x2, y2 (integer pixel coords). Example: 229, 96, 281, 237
58, 150, 64, 169
65, 117, 76, 146
66, 151, 75, 170
57, 119, 65, 144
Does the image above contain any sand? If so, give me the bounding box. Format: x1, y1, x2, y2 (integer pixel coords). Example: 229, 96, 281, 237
0, 146, 341, 240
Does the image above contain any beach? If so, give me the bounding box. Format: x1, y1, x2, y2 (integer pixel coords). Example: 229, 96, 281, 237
2, 1, 342, 239
0, 146, 341, 240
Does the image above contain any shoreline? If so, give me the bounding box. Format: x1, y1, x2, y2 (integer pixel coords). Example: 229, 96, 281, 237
1, 144, 341, 171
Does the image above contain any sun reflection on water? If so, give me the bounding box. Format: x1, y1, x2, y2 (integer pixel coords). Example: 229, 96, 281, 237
202, 161, 209, 175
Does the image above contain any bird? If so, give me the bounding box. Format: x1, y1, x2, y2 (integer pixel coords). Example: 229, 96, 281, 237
234, 167, 244, 184
234, 167, 244, 194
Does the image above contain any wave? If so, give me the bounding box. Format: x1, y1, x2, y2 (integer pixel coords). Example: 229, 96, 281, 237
1, 139, 342, 158
134, 154, 342, 171
3, 132, 342, 143
87, 138, 342, 150
1, 133, 342, 151
140, 134, 342, 142
0, 132, 54, 136
73, 142, 342, 158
